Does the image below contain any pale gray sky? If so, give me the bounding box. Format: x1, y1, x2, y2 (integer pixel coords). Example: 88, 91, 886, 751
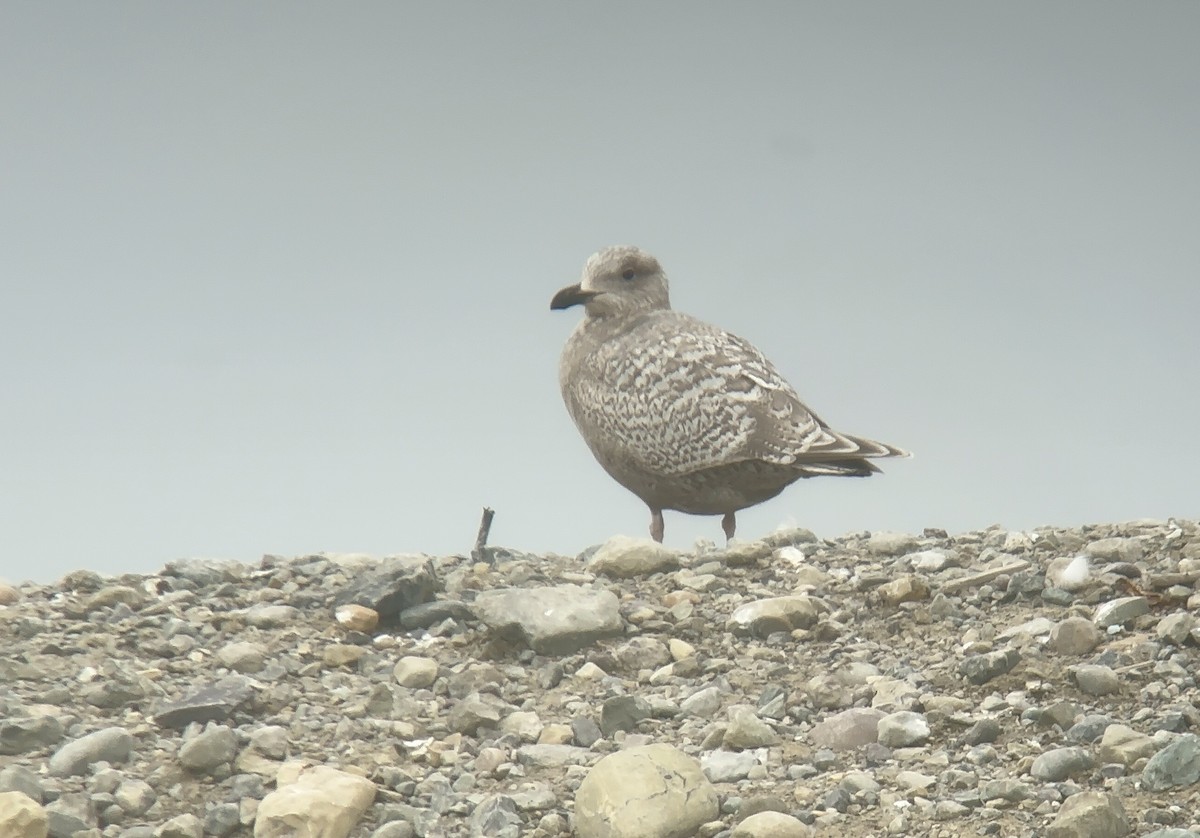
3, 3, 1197, 583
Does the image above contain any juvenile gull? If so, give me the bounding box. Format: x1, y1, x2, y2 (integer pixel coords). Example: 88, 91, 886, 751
551, 245, 908, 543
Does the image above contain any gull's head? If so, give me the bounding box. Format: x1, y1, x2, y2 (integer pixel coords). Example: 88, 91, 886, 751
550, 245, 671, 318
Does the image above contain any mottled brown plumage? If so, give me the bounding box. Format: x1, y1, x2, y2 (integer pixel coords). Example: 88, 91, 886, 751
551, 245, 908, 543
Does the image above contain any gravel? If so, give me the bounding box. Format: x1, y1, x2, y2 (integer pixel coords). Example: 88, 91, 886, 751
1, 518, 1199, 836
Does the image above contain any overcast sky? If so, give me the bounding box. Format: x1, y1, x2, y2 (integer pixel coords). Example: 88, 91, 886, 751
3, 3, 1197, 583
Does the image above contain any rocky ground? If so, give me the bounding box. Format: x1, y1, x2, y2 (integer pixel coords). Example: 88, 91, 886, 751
2, 519, 1200, 838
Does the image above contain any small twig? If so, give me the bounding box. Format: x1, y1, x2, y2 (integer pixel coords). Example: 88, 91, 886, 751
941, 560, 1032, 594
471, 507, 495, 563
1113, 660, 1157, 675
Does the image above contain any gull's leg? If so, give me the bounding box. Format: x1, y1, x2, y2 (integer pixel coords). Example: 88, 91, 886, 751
721, 512, 736, 543
649, 508, 665, 543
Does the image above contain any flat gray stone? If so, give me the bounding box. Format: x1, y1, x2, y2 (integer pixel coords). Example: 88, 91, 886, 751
513, 744, 592, 767
1093, 596, 1150, 628
153, 676, 255, 730
728, 596, 825, 637
473, 585, 623, 654
1086, 537, 1144, 562
811, 708, 885, 751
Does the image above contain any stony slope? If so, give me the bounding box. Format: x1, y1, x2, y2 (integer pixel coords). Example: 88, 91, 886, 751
2, 519, 1199, 838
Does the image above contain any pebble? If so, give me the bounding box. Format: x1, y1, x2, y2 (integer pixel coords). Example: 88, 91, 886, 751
393, 656, 439, 688
1072, 664, 1120, 696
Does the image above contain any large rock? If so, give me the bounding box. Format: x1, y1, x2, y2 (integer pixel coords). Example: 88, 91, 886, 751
728, 596, 825, 637
153, 675, 256, 729
1142, 733, 1200, 791
574, 744, 718, 838
588, 536, 680, 578
0, 792, 47, 838
178, 724, 238, 774
44, 792, 94, 836
331, 555, 440, 621
1045, 791, 1130, 838
254, 766, 375, 838
1097, 725, 1158, 767
876, 712, 929, 747
811, 708, 885, 751
0, 717, 64, 755
867, 531, 920, 556
473, 585, 623, 654
47, 727, 134, 777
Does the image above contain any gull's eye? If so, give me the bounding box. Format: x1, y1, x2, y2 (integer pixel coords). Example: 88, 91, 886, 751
621, 269, 636, 281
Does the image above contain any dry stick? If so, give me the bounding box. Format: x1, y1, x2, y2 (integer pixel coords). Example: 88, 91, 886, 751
472, 507, 495, 563
940, 560, 1032, 594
